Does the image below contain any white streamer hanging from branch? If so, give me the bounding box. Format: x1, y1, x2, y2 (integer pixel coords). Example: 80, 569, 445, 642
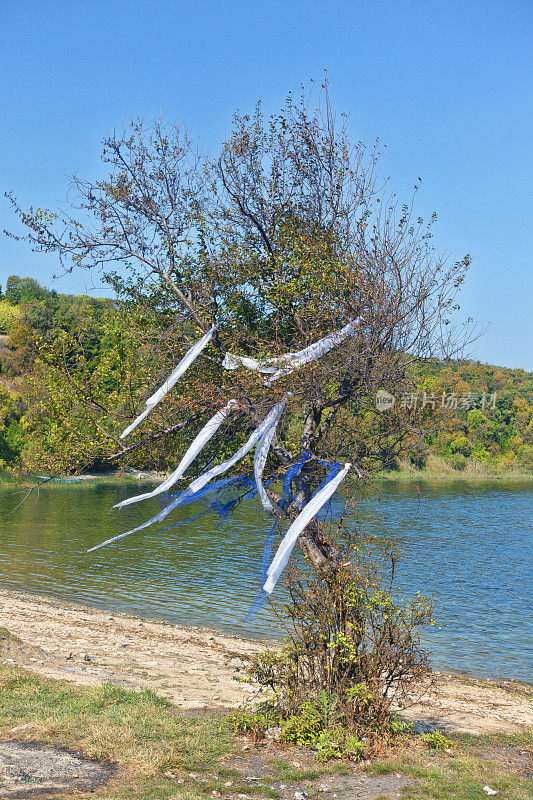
88, 394, 292, 553
120, 324, 217, 439
223, 317, 362, 386
253, 420, 280, 512
114, 399, 238, 509
262, 462, 351, 596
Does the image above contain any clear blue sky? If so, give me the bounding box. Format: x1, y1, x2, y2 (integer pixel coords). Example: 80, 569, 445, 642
1, 0, 531, 369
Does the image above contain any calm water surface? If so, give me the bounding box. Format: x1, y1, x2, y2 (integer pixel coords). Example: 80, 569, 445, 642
0, 478, 531, 682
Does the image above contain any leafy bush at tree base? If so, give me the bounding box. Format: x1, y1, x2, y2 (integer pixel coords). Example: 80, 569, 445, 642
232, 524, 433, 760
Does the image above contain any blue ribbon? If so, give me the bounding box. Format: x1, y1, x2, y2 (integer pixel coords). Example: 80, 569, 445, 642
244, 588, 269, 622
313, 461, 343, 520
260, 452, 311, 584
246, 456, 344, 623
158, 474, 268, 533
150, 455, 345, 626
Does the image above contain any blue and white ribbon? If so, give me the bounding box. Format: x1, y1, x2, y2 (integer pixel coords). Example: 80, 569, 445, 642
262, 462, 351, 595
120, 324, 217, 439
159, 475, 260, 533
245, 460, 351, 621
88, 394, 292, 553
260, 453, 310, 583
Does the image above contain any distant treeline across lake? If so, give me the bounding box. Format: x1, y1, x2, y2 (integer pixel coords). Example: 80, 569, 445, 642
0, 275, 532, 478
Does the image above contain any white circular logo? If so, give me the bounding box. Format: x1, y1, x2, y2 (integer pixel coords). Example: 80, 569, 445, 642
375, 390, 395, 411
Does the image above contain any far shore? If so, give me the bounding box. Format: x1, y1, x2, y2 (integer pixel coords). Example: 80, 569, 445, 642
2, 468, 533, 488
0, 587, 532, 736
371, 470, 533, 482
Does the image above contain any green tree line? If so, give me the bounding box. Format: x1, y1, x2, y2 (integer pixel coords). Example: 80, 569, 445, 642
0, 275, 531, 477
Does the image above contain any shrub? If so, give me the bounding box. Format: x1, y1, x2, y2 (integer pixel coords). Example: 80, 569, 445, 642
450, 436, 472, 456
421, 731, 456, 750
0, 387, 25, 467
449, 452, 467, 471
518, 445, 533, 472
408, 439, 430, 469
238, 524, 433, 759
0, 301, 21, 333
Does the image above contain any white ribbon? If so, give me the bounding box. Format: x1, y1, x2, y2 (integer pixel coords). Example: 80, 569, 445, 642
114, 399, 238, 509
262, 462, 351, 595
223, 318, 362, 386
222, 354, 277, 374
88, 394, 292, 553
253, 423, 279, 512
120, 325, 217, 439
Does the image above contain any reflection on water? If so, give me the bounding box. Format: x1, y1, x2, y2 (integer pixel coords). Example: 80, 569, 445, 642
0, 478, 531, 682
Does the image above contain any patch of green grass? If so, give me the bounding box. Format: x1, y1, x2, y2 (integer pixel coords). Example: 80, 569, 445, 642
362, 733, 533, 800
362, 755, 438, 779
268, 758, 321, 781
267, 756, 349, 781
217, 766, 243, 779
453, 728, 533, 749
328, 761, 351, 775
91, 780, 209, 800
255, 786, 281, 798
402, 770, 531, 800
0, 664, 284, 800
0, 663, 231, 777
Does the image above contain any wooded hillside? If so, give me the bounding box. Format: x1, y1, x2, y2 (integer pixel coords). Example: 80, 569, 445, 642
0, 275, 531, 477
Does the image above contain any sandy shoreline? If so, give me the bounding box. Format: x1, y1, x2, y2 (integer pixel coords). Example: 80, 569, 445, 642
1, 587, 532, 735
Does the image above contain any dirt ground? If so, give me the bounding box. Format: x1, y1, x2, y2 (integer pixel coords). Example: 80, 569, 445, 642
223, 745, 415, 800
0, 588, 532, 735
0, 741, 112, 798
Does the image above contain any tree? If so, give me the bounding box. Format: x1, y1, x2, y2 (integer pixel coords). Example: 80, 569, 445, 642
5, 275, 47, 305
6, 83, 475, 574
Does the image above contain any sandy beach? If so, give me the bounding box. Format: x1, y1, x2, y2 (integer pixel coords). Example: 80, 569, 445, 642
0, 588, 531, 735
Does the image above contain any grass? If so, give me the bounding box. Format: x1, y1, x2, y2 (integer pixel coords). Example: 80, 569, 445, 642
368, 454, 533, 481
373, 472, 533, 483
0, 663, 531, 799
372, 467, 533, 482
361, 734, 533, 800
455, 729, 533, 749
0, 663, 232, 799
267, 757, 349, 781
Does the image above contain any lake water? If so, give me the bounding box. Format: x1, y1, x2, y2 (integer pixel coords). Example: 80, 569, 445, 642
0, 478, 531, 683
